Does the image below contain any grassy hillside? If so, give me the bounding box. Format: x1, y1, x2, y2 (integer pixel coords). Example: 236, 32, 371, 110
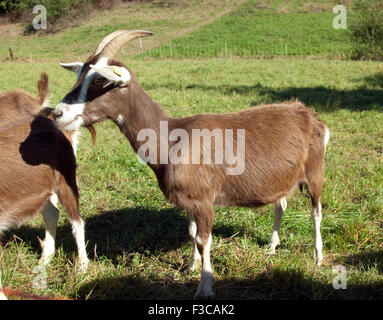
0, 0, 246, 61
1, 0, 354, 61
141, 0, 352, 59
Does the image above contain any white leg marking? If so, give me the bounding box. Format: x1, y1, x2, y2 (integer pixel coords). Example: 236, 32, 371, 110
71, 218, 89, 272
39, 194, 60, 265
186, 242, 201, 273
194, 233, 215, 300
266, 198, 286, 255
185, 214, 201, 273
324, 127, 330, 150
280, 197, 287, 211
312, 201, 323, 266
0, 273, 7, 300
0, 291, 6, 300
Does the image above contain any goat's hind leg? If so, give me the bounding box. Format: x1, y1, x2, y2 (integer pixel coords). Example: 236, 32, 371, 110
266, 197, 286, 255
184, 213, 201, 274
58, 179, 89, 272
305, 170, 324, 266
39, 193, 60, 265
311, 197, 323, 266
193, 205, 215, 300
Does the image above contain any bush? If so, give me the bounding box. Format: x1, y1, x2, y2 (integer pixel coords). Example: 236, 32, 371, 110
0, 0, 34, 13
349, 0, 383, 60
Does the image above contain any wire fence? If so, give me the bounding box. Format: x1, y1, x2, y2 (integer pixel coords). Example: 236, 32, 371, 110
136, 40, 351, 60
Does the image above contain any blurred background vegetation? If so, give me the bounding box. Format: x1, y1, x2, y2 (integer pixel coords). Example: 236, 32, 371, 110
0, 0, 382, 60
349, 0, 383, 60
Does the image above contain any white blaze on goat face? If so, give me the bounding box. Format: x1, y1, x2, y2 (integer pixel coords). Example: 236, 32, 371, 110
55, 56, 132, 131
55, 57, 106, 131
54, 75, 92, 131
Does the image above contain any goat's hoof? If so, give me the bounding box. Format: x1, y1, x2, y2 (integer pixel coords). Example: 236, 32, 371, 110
78, 259, 89, 273
193, 289, 215, 300
183, 266, 194, 275
39, 256, 53, 266
183, 262, 199, 274
0, 291, 7, 300
264, 244, 277, 256
316, 258, 323, 266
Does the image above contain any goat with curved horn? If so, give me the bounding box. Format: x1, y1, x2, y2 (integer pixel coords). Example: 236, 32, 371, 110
54, 30, 330, 300
59, 30, 152, 78
93, 30, 129, 55
98, 30, 153, 59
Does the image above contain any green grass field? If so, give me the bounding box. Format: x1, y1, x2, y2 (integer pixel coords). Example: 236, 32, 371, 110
1, 0, 383, 300
141, 0, 352, 59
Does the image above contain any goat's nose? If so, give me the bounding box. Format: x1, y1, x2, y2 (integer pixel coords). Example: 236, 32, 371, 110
54, 110, 63, 120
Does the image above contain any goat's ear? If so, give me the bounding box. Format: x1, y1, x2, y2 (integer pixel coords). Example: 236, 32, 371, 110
59, 62, 84, 73
89, 65, 131, 87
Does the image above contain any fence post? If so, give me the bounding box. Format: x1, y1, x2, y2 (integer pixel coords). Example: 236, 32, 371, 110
9, 48, 14, 61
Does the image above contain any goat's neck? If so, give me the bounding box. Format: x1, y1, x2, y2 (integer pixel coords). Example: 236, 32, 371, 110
115, 81, 169, 166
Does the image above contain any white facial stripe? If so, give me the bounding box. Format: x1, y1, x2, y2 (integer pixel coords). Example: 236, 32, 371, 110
55, 57, 110, 131
77, 65, 84, 79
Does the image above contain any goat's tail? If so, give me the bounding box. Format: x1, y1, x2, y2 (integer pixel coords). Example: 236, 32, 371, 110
37, 72, 50, 108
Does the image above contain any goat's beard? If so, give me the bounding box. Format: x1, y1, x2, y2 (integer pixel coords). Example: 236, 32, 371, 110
85, 124, 97, 146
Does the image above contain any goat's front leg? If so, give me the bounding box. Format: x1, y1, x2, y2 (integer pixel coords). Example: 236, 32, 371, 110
70, 217, 89, 272
39, 194, 60, 265
266, 197, 286, 255
193, 205, 215, 300
184, 213, 201, 274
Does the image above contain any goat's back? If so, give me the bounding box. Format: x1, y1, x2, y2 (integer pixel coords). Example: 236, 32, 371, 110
166, 101, 328, 208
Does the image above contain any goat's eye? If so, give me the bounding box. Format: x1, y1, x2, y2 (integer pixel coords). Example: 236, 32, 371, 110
94, 78, 104, 86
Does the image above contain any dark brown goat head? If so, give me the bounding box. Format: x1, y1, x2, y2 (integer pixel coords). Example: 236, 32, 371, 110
54, 30, 152, 131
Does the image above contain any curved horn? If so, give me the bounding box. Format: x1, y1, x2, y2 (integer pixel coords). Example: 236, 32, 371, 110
99, 30, 153, 60
93, 30, 127, 55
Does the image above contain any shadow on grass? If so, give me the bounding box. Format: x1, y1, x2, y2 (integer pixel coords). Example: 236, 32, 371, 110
145, 81, 383, 112
75, 268, 383, 300
4, 206, 266, 265
360, 72, 383, 89
337, 250, 383, 275
2, 207, 187, 265
4, 208, 383, 299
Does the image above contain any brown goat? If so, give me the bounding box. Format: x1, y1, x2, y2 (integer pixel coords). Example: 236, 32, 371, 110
54, 30, 330, 299
0, 73, 50, 125
0, 73, 89, 275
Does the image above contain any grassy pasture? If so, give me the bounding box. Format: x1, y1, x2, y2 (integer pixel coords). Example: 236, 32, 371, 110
1, 57, 383, 300
0, 0, 383, 300
141, 0, 352, 59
